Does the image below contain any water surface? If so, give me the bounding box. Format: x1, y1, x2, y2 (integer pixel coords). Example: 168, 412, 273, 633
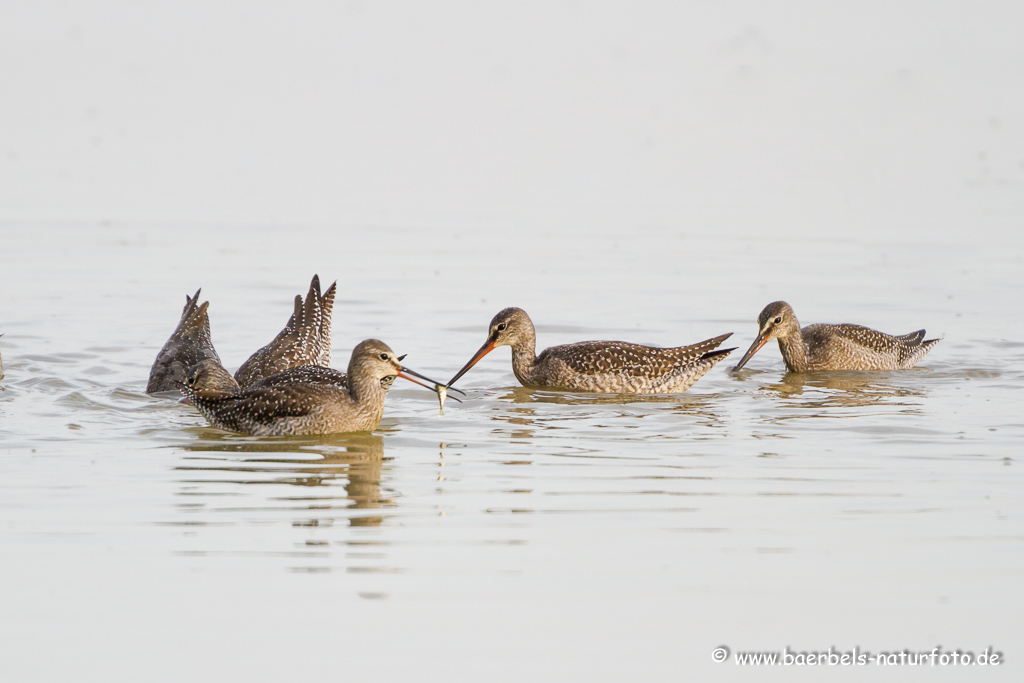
1, 225, 1020, 681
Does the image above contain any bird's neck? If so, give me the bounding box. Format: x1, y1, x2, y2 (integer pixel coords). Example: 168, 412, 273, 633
777, 330, 808, 373
510, 330, 539, 385
348, 371, 389, 408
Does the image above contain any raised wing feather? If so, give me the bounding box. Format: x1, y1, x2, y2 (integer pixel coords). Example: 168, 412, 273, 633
234, 275, 337, 388
147, 289, 222, 393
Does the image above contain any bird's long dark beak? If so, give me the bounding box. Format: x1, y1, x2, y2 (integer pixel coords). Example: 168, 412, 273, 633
446, 335, 498, 388
397, 365, 465, 402
732, 330, 771, 372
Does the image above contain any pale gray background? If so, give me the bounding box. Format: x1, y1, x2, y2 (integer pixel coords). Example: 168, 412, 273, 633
3, 1, 1021, 241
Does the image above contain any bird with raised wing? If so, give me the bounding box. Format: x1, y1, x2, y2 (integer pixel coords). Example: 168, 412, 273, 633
147, 274, 336, 393
147, 290, 222, 393
179, 340, 455, 436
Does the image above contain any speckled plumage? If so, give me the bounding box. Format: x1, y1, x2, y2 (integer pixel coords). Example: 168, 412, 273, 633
179, 340, 444, 436
732, 301, 941, 373
446, 307, 735, 394
234, 275, 337, 388
147, 290, 221, 393
147, 275, 336, 395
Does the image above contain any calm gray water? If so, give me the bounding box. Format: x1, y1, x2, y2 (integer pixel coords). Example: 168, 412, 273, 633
3, 1, 1024, 680
1, 225, 1021, 681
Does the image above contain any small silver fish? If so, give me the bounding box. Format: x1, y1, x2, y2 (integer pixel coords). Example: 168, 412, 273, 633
435, 384, 447, 415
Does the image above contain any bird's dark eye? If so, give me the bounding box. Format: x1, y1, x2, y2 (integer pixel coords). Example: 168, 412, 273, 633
497, 323, 507, 331
379, 352, 388, 361
774, 316, 782, 324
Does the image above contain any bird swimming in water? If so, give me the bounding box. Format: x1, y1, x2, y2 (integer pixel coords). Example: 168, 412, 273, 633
178, 339, 455, 436
147, 275, 336, 393
445, 307, 734, 394
731, 301, 940, 373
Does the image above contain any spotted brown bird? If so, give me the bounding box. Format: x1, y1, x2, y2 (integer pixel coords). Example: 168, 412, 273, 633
732, 301, 940, 373
446, 307, 734, 394
179, 340, 453, 436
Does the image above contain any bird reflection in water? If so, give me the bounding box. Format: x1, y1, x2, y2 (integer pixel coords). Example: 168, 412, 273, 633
482, 385, 729, 436
178, 430, 390, 527
505, 385, 726, 416
500, 385, 721, 406
752, 370, 928, 413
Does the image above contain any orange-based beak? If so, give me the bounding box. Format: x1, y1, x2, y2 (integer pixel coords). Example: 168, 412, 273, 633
445, 335, 498, 388
732, 331, 772, 372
